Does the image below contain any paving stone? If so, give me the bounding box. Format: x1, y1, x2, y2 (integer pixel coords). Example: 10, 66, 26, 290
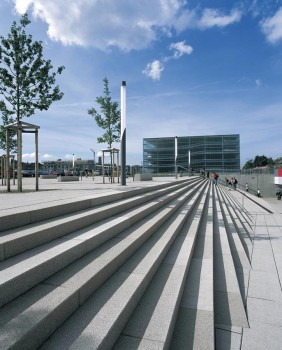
181, 258, 213, 312
248, 269, 282, 302
241, 324, 282, 350
114, 336, 165, 350
215, 326, 242, 350
247, 297, 282, 327
170, 308, 214, 350
0, 179, 281, 349
214, 291, 249, 328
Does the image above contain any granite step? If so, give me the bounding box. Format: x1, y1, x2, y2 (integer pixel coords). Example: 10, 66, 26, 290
213, 186, 249, 329
40, 183, 208, 350
0, 178, 196, 233
0, 181, 204, 349
170, 184, 214, 350
0, 180, 201, 308
0, 179, 201, 261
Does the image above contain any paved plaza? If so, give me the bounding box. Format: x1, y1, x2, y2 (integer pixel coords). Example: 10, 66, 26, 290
0, 175, 282, 349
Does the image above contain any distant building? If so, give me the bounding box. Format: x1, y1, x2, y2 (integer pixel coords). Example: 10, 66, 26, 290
143, 134, 240, 174
41, 158, 137, 175
42, 159, 95, 173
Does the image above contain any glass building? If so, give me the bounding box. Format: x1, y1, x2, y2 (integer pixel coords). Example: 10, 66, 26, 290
143, 134, 240, 174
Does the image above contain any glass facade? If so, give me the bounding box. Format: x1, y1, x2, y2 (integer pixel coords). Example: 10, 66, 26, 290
143, 134, 240, 174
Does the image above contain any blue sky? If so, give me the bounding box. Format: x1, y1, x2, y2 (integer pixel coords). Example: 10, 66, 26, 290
0, 0, 282, 167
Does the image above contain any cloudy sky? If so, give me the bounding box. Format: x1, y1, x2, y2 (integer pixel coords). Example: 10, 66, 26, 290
0, 0, 282, 167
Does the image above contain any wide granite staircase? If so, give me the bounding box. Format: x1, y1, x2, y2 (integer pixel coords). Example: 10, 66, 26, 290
0, 177, 268, 349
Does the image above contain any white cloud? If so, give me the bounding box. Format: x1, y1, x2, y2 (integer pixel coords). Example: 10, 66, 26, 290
11, 1, 244, 51
11, 0, 189, 51
142, 60, 164, 80
145, 41, 193, 79
22, 153, 58, 161
169, 41, 193, 59
255, 79, 262, 87
261, 7, 282, 44
42, 153, 57, 160
198, 8, 242, 29
22, 152, 36, 161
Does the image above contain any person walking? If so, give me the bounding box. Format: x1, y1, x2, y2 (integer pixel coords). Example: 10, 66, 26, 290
245, 183, 249, 192
230, 177, 235, 190
233, 177, 238, 190
257, 189, 261, 197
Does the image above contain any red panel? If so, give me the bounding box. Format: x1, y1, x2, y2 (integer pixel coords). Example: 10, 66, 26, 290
278, 169, 282, 177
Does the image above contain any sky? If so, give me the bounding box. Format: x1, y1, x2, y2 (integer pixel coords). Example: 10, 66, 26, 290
0, 0, 282, 167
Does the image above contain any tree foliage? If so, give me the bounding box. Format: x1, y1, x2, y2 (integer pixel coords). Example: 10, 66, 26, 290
243, 154, 276, 169
88, 77, 120, 148
0, 13, 64, 151
0, 108, 16, 150
274, 157, 282, 166
242, 159, 254, 170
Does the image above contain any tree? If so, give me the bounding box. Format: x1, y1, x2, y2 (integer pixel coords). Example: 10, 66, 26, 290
274, 157, 282, 167
88, 77, 120, 149
0, 13, 64, 151
253, 155, 269, 167
0, 108, 16, 151
242, 159, 254, 170
243, 155, 275, 169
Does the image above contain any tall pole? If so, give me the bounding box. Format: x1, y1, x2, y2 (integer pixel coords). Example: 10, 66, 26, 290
175, 136, 178, 179
90, 148, 96, 172
17, 123, 22, 192
6, 128, 10, 192
188, 150, 190, 176
12, 155, 15, 185
121, 81, 126, 186
35, 129, 39, 191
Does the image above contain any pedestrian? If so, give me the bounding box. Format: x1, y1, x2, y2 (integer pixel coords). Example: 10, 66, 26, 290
245, 183, 249, 192
276, 189, 282, 200
234, 177, 238, 190
210, 171, 215, 184
214, 173, 219, 185
230, 177, 235, 190
257, 189, 261, 197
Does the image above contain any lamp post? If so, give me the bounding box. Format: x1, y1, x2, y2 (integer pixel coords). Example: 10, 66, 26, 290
175, 136, 178, 179
121, 81, 126, 186
90, 148, 96, 173
188, 150, 191, 176
11, 154, 15, 185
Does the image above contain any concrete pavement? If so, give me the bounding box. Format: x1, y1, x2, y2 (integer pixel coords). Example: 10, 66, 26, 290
0, 176, 174, 212
0, 176, 282, 349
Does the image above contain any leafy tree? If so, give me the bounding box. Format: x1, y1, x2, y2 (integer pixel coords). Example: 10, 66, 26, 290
0, 13, 64, 151
242, 159, 254, 170
274, 157, 282, 167
88, 77, 120, 148
253, 155, 271, 167
267, 157, 275, 167
0, 109, 16, 150
243, 155, 275, 169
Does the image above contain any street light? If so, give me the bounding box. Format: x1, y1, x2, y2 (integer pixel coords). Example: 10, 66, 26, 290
121, 81, 126, 186
175, 136, 178, 179
188, 150, 190, 176
90, 148, 96, 172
